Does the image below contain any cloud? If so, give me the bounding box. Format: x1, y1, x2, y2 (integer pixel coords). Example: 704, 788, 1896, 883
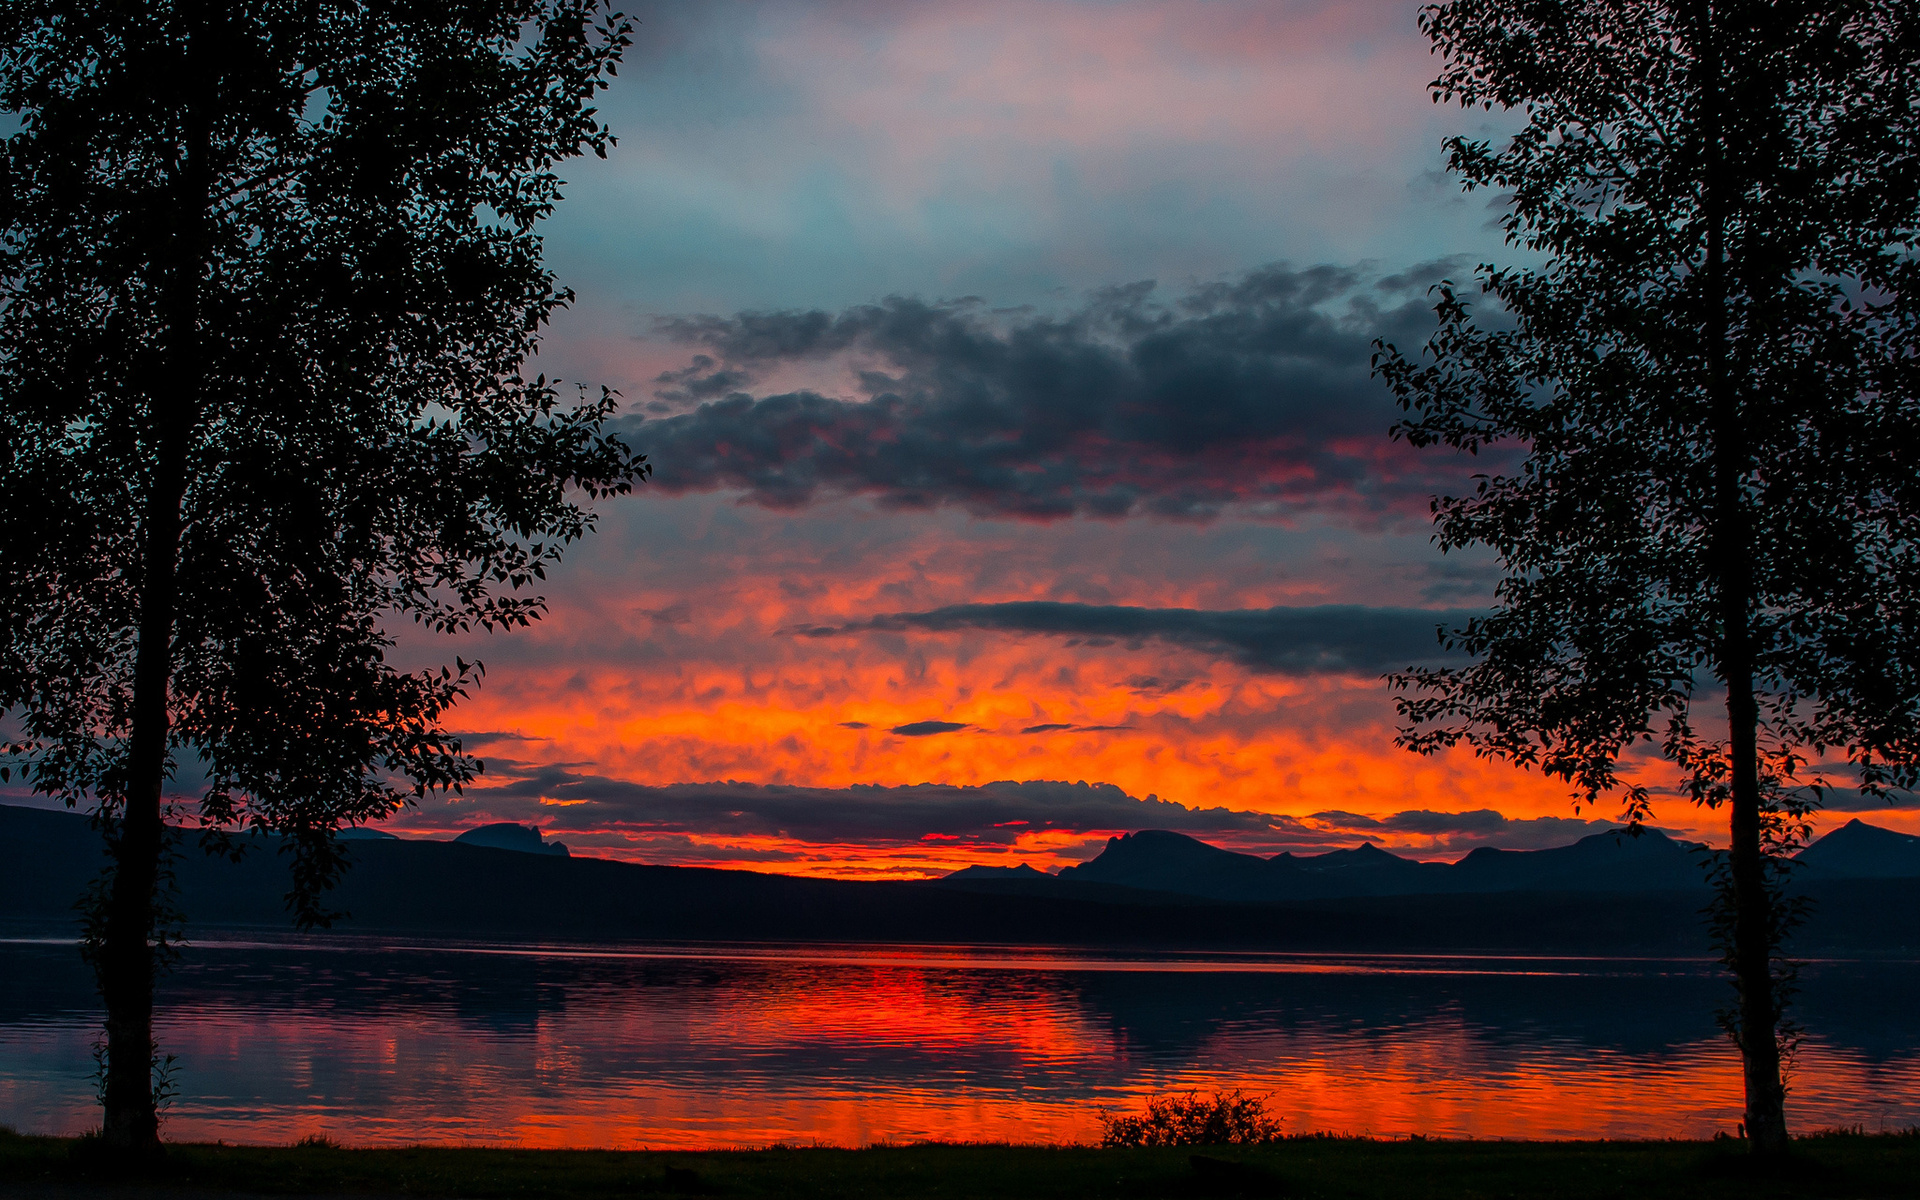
1790, 786, 1920, 813
1305, 807, 1627, 851
890, 720, 970, 736
435, 761, 1641, 864
631, 263, 1473, 521
451, 730, 551, 747
547, 830, 813, 867
815, 601, 1475, 675
1374, 808, 1513, 836
474, 770, 1288, 846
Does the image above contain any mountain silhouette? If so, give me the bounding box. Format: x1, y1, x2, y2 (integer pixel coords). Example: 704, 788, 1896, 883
1048, 826, 1704, 902
2, 804, 1916, 955
1795, 818, 1920, 879
942, 862, 1050, 881
1442, 828, 1707, 893
452, 822, 569, 857
1021, 820, 1920, 904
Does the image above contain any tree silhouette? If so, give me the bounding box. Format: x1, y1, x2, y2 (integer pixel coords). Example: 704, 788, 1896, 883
0, 0, 642, 1152
1375, 0, 1920, 1154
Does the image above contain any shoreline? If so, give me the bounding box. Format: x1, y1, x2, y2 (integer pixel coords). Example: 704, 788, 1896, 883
5, 1130, 1918, 1199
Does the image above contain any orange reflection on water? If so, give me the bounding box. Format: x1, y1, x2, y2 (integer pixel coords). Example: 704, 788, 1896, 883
5, 941, 1916, 1149
121, 1013, 1917, 1148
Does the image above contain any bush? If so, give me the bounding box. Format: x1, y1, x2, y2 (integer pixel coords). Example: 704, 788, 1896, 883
1098, 1090, 1284, 1148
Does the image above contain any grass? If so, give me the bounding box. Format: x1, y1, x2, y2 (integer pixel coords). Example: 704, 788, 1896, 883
3, 1127, 1919, 1199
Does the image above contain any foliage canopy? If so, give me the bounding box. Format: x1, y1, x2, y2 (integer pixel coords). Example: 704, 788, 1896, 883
1381, 0, 1920, 810
1375, 0, 1920, 1152
0, 0, 645, 913
0, 0, 643, 1150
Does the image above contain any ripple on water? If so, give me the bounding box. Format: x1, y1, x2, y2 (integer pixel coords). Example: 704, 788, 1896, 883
1, 934, 1915, 1146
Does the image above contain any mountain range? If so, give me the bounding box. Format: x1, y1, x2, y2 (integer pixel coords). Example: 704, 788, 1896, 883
3, 804, 1917, 955
938, 818, 1920, 904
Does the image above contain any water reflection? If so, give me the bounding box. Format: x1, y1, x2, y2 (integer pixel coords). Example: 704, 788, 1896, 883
1, 932, 1915, 1147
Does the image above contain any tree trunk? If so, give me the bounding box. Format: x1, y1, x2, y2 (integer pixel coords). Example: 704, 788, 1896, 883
98, 478, 184, 1155
97, 3, 210, 1155
1696, 0, 1789, 1156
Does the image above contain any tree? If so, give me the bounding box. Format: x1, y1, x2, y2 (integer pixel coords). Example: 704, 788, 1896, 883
1374, 0, 1920, 1154
0, 0, 644, 1153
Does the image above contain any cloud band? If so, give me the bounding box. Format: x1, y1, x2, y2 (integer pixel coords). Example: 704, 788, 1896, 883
632, 263, 1471, 520
805, 600, 1475, 675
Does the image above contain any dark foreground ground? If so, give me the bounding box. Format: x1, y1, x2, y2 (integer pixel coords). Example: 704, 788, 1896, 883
3, 1132, 1919, 1200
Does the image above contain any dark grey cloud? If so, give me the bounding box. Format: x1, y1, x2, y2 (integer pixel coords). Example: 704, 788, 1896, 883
1418, 558, 1503, 603
473, 770, 1286, 846
1784, 786, 1920, 812
1685, 762, 1919, 813
651, 355, 753, 402
890, 720, 969, 737
426, 766, 1645, 860
451, 730, 550, 747
1309, 807, 1627, 850
1375, 808, 1513, 836
631, 262, 1472, 520
811, 601, 1476, 675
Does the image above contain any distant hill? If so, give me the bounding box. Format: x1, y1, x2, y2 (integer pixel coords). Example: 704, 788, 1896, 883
1045, 826, 1705, 902
453, 822, 569, 856
942, 862, 1049, 882
1796, 818, 1920, 879
1016, 818, 1920, 905
3, 804, 1917, 956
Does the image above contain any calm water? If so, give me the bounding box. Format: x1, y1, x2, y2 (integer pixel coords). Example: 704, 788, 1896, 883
1, 931, 1916, 1147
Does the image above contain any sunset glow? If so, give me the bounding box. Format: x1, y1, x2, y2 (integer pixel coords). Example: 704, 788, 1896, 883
359, 485, 1913, 877
17, 0, 1917, 876
8, 0, 1920, 1171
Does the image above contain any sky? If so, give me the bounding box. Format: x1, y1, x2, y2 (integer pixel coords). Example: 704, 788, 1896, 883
373, 0, 1916, 876
31, 0, 1918, 877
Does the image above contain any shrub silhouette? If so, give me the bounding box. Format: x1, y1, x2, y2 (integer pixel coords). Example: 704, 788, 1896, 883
1098, 1090, 1283, 1148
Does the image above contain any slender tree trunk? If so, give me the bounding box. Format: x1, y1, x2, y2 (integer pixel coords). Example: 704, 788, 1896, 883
98, 4, 210, 1155
1696, 0, 1789, 1156
98, 467, 186, 1156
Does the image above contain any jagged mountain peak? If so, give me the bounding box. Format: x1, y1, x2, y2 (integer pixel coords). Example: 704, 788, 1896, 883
944, 862, 1049, 880
453, 822, 570, 857
1797, 818, 1920, 878
1058, 822, 1715, 901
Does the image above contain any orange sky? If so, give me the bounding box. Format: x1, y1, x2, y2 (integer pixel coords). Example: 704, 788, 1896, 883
27, 0, 1888, 883
363, 492, 1918, 879
341, 0, 1913, 878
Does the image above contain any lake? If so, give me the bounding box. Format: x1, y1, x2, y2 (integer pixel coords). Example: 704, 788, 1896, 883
1, 931, 1916, 1147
